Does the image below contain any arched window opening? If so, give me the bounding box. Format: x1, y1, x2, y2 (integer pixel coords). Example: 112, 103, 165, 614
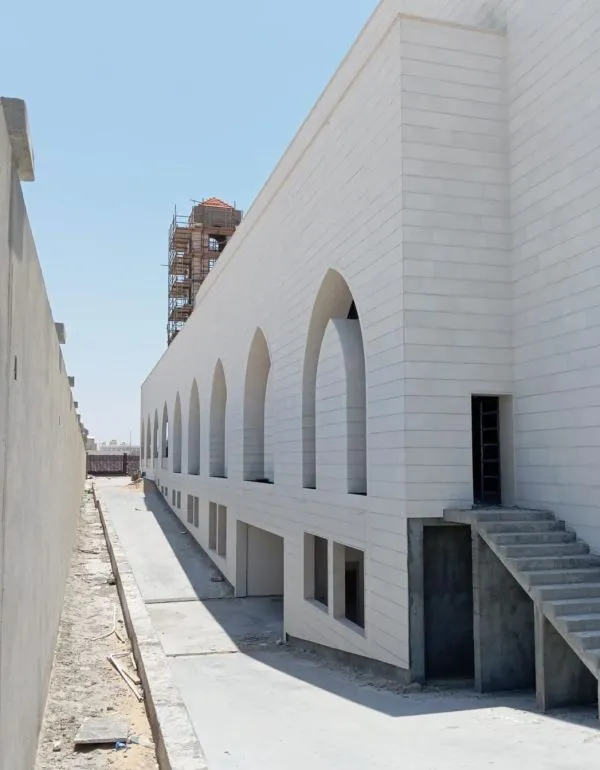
188, 379, 200, 475
173, 393, 182, 473
208, 234, 227, 253
210, 360, 227, 478
243, 329, 273, 483
302, 269, 367, 494
141, 420, 145, 465
146, 416, 152, 463
161, 403, 169, 469
153, 411, 159, 460
264, 369, 276, 483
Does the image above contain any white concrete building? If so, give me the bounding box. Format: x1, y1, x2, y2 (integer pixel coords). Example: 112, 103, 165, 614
141, 0, 600, 694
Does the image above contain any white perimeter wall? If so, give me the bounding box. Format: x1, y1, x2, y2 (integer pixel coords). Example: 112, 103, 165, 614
0, 108, 86, 770
142, 0, 600, 669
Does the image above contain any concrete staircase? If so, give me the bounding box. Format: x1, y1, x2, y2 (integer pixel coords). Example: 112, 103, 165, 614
444, 507, 600, 679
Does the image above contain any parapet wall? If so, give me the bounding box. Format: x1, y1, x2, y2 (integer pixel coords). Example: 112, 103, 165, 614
0, 99, 86, 770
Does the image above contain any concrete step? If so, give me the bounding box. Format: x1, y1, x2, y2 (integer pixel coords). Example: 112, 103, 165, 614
499, 542, 588, 559
536, 582, 600, 601
491, 531, 575, 546
525, 568, 600, 586
559, 613, 600, 632
581, 649, 600, 670
480, 520, 565, 535
572, 630, 600, 650
474, 510, 554, 523
511, 554, 600, 571
546, 597, 600, 616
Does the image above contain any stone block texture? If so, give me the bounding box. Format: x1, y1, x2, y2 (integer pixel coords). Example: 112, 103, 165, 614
141, 1, 600, 671
0, 106, 86, 769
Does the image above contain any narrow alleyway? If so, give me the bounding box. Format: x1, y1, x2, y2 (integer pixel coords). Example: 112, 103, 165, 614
94, 478, 600, 770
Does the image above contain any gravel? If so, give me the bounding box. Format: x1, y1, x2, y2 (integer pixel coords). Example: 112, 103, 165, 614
35, 487, 159, 770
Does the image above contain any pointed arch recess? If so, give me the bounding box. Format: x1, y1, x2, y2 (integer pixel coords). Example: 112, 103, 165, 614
153, 410, 159, 460
146, 415, 151, 463
188, 379, 200, 475
210, 360, 228, 478
302, 269, 367, 494
161, 402, 169, 468
173, 393, 182, 473
243, 328, 273, 482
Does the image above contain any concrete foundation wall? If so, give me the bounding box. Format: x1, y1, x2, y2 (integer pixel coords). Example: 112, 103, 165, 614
142, 0, 600, 671
0, 102, 86, 770
473, 536, 535, 692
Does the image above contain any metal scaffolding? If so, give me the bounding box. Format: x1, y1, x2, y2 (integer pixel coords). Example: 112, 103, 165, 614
168, 198, 242, 345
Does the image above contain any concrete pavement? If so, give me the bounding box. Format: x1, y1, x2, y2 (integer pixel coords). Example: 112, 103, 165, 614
95, 478, 600, 770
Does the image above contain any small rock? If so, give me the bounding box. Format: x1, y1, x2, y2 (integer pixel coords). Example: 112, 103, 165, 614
52, 740, 61, 752
107, 576, 116, 585
403, 682, 423, 694
276, 639, 284, 646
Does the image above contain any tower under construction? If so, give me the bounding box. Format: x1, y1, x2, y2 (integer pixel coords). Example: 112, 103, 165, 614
168, 197, 242, 344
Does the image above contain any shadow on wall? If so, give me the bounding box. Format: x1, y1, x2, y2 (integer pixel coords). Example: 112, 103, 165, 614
138, 480, 599, 725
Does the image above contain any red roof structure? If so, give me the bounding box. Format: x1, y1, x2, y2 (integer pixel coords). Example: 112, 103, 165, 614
201, 197, 234, 209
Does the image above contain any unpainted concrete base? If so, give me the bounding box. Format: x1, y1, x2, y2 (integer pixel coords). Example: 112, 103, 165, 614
473, 534, 535, 693
408, 519, 475, 683
534, 608, 597, 711
287, 635, 410, 684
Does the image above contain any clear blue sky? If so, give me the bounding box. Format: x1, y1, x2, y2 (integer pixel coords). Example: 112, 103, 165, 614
2, 0, 377, 444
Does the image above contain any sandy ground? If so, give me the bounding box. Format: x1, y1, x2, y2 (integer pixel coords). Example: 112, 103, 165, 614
34, 485, 158, 770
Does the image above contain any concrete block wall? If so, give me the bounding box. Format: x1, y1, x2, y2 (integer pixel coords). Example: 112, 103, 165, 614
142, 0, 600, 670
0, 102, 86, 770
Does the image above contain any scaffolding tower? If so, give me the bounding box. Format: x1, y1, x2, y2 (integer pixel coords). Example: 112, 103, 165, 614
168, 197, 242, 345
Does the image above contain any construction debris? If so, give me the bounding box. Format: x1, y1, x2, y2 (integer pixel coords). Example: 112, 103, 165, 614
74, 717, 129, 746
108, 653, 143, 702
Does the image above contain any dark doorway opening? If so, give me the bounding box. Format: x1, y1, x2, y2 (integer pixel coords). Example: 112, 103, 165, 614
341, 546, 364, 628
314, 536, 328, 606
472, 395, 501, 506
424, 526, 474, 680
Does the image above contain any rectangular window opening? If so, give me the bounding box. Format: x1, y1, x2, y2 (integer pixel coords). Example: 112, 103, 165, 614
217, 505, 227, 557
193, 497, 199, 528
304, 534, 328, 607
333, 543, 364, 630
209, 502, 217, 551
187, 495, 194, 524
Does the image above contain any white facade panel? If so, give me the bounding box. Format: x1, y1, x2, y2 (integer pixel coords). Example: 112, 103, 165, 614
142, 1, 600, 670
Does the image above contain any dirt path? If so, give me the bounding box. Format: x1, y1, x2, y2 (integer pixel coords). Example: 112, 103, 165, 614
35, 485, 158, 770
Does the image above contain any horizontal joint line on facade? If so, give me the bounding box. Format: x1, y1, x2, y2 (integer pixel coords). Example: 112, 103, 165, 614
401, 106, 509, 127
